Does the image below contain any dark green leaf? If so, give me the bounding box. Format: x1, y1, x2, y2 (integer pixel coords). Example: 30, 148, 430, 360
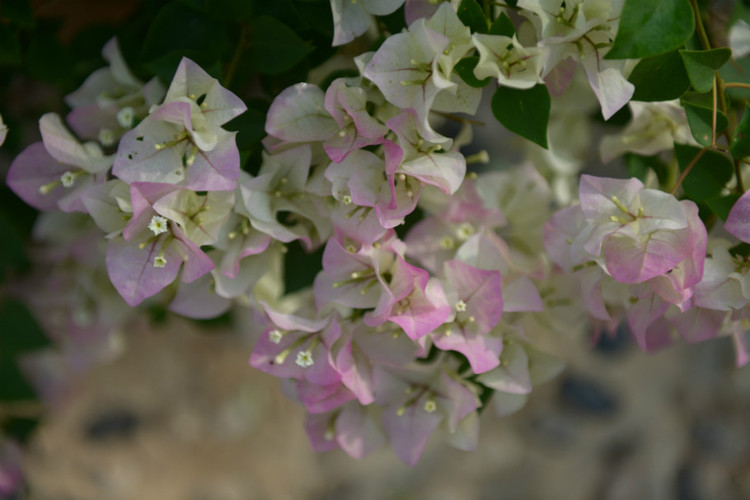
283, 241, 324, 294
458, 0, 488, 34
674, 143, 733, 201
682, 101, 728, 147
680, 48, 732, 93
491, 84, 550, 148
0, 25, 21, 66
26, 29, 74, 86
606, 0, 694, 59
489, 12, 515, 36
140, 2, 228, 83
454, 56, 492, 88
225, 107, 267, 151
730, 104, 750, 159
249, 16, 314, 75
705, 193, 741, 222
628, 50, 690, 101
625, 153, 670, 187
0, 299, 49, 357
1, 0, 34, 27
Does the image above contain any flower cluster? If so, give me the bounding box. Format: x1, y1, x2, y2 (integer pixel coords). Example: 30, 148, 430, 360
5, 0, 750, 468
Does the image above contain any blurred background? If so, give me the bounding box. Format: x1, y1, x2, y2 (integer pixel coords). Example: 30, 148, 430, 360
1, 1, 749, 499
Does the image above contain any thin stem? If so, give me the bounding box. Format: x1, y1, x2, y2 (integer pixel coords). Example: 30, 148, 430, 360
689, 0, 711, 50
492, 1, 521, 10
431, 110, 486, 126
670, 147, 708, 195
224, 24, 249, 89
735, 159, 746, 194
712, 78, 717, 146
724, 82, 750, 90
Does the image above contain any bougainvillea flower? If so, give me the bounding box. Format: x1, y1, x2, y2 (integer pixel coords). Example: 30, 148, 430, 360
330, 0, 405, 46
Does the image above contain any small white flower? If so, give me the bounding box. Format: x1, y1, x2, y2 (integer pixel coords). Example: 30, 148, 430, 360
60, 171, 76, 188
268, 329, 283, 344
295, 350, 314, 368
117, 106, 135, 128
148, 215, 169, 236
153, 254, 167, 268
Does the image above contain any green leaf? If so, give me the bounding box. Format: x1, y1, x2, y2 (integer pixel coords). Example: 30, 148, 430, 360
457, 0, 488, 34
625, 153, 670, 187
140, 2, 228, 83
606, 0, 694, 59
283, 241, 324, 294
730, 104, 750, 159
454, 57, 491, 88
682, 101, 728, 147
489, 12, 515, 36
0, 299, 49, 357
491, 84, 550, 148
674, 143, 733, 201
0, 24, 21, 66
1, 0, 34, 27
628, 50, 690, 101
249, 16, 314, 75
680, 48, 732, 93
705, 193, 741, 222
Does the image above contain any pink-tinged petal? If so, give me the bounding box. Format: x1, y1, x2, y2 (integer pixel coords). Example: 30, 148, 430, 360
604, 231, 685, 284
502, 276, 543, 312
404, 0, 439, 23
363, 24, 452, 122
579, 174, 643, 222
105, 237, 181, 306
526, 345, 565, 385
7, 143, 72, 211
731, 327, 749, 368
334, 336, 376, 405
296, 380, 356, 414
476, 342, 531, 394
433, 326, 502, 373
336, 403, 386, 459
182, 132, 240, 191
305, 412, 342, 452
66, 104, 118, 141
313, 239, 383, 310
174, 231, 215, 283
122, 182, 179, 240
331, 0, 371, 46
544, 205, 588, 270
165, 57, 246, 126
169, 274, 231, 319
81, 179, 130, 235
389, 277, 451, 340
39, 113, 110, 173
725, 189, 750, 243
114, 119, 187, 185
382, 401, 443, 466
444, 260, 503, 332
65, 67, 118, 108
266, 83, 338, 141
545, 57, 577, 96
626, 288, 671, 351
363, 0, 404, 15
445, 412, 479, 451
102, 37, 141, 87
581, 54, 634, 121
579, 266, 610, 321
668, 307, 723, 344
150, 100, 194, 131
400, 150, 465, 195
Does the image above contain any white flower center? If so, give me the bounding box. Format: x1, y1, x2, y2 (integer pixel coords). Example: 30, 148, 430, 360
148, 215, 169, 236
295, 350, 314, 368
117, 106, 135, 128
268, 329, 283, 344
